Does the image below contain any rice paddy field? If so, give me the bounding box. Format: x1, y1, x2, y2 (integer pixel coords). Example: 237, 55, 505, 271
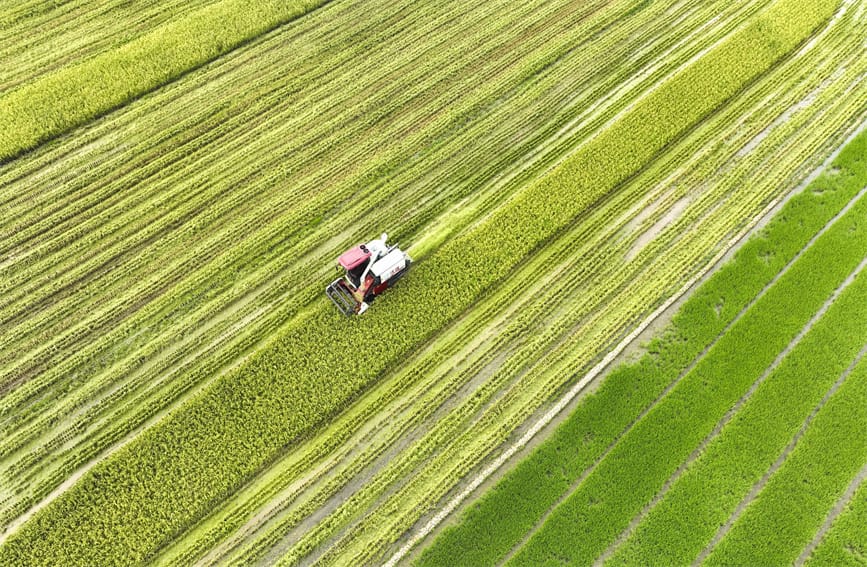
0, 0, 865, 565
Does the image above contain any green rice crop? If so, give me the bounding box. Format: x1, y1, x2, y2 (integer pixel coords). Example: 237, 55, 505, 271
705, 351, 867, 565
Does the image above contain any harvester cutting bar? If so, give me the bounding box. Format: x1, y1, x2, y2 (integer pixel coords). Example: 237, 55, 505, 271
326, 279, 357, 317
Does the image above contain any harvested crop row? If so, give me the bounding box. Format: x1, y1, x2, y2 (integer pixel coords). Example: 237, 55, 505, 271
0, 0, 329, 161
0, 0, 732, 336
0, 0, 217, 92
0, 0, 672, 402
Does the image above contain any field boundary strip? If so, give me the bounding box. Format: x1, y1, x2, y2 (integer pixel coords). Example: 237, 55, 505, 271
802, 466, 867, 565
401, 117, 867, 566
0, 0, 328, 162
798, 464, 867, 566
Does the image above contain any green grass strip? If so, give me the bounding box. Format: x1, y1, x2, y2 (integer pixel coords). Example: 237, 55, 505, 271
416, 130, 867, 566
608, 244, 867, 566
506, 172, 867, 564
706, 355, 867, 566
0, 0, 326, 162
806, 480, 867, 566
0, 0, 837, 564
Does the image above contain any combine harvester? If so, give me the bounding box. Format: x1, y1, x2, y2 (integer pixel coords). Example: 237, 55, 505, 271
326, 233, 411, 316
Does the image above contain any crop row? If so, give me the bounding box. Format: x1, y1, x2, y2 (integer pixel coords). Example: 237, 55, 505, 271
0, 0, 756, 536
0, 0, 328, 161
806, 478, 867, 565
416, 122, 867, 566
0, 0, 216, 93
704, 351, 867, 564
156, 1, 867, 561
606, 243, 867, 565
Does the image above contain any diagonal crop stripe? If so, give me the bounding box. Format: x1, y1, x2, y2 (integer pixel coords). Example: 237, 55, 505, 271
0, 0, 328, 163
0, 0, 839, 564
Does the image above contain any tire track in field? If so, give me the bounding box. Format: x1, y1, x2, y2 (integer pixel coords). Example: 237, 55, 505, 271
383, 115, 867, 567
695, 339, 867, 565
